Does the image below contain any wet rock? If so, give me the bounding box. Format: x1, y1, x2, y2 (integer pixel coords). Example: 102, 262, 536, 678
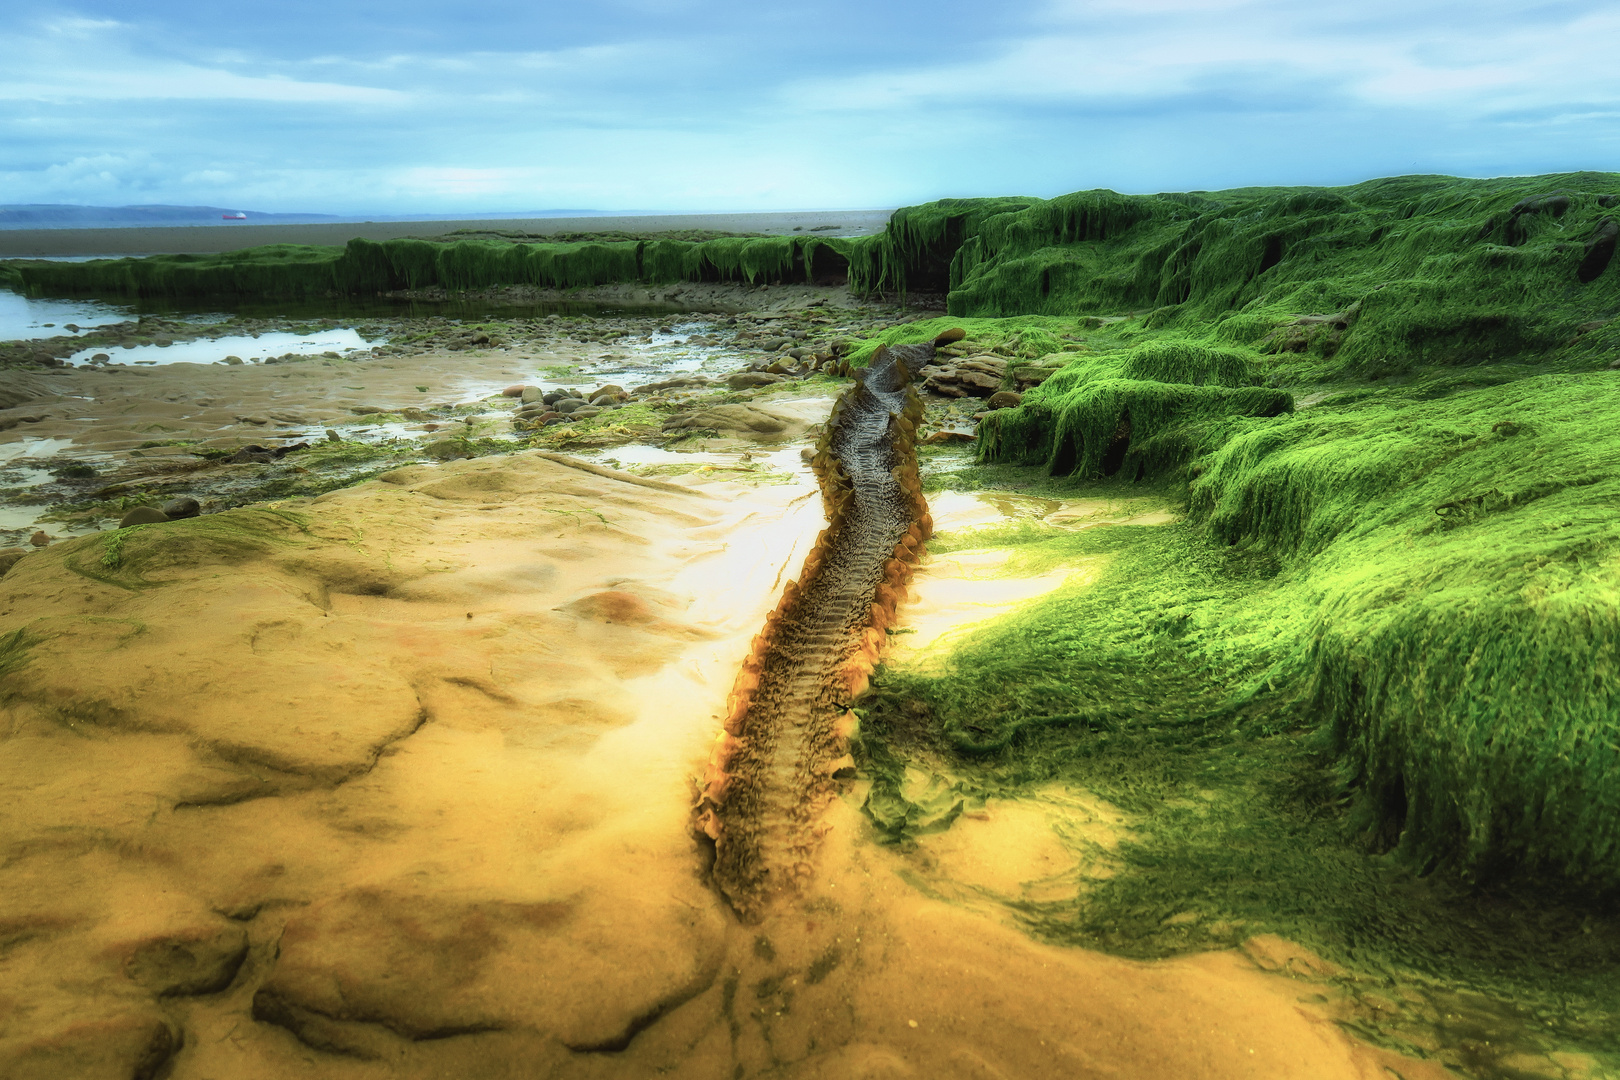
223, 355, 243, 365
921, 356, 1007, 398
91, 352, 110, 363
160, 497, 201, 520
986, 391, 1023, 410
501, 385, 526, 397
119, 507, 170, 528
29, 530, 52, 547
589, 393, 626, 407
568, 406, 603, 420
592, 384, 627, 398
226, 442, 309, 465
726, 372, 784, 390
520, 386, 546, 404
554, 398, 590, 414
350, 405, 390, 416
325, 429, 341, 442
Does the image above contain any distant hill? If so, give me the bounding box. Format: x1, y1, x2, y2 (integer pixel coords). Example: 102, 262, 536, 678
0, 204, 341, 229
0, 205, 615, 230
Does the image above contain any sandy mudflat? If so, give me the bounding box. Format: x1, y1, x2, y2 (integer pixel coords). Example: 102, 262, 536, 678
0, 446, 1446, 1079
0, 210, 895, 258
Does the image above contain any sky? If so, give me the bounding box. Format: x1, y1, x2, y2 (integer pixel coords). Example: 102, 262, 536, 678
3, 0, 1619, 215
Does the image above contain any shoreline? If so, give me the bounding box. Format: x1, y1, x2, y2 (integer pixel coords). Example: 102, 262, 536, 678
0, 209, 894, 259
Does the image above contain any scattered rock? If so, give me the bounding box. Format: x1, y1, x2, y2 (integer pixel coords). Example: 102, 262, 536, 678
29, 530, 52, 547
501, 385, 526, 397
223, 355, 243, 365
520, 386, 546, 404
631, 376, 710, 393
554, 398, 590, 414
568, 406, 604, 420
161, 497, 201, 520
986, 391, 1023, 410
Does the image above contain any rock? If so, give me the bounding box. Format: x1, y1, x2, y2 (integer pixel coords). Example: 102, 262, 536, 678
119, 507, 170, 528
922, 429, 976, 445
501, 385, 527, 397
122, 920, 249, 996
542, 390, 569, 406
0, 547, 28, 577
349, 405, 389, 416
554, 398, 590, 414
326, 429, 341, 442
663, 404, 789, 435
986, 391, 1023, 410
1609, 357, 1620, 370
592, 384, 627, 398
568, 406, 603, 420
520, 386, 546, 404
764, 359, 797, 375
223, 355, 243, 365
90, 353, 110, 363
425, 440, 476, 461
588, 393, 626, 407
757, 337, 790, 351
29, 531, 52, 547
726, 372, 783, 390
160, 497, 201, 520
631, 376, 710, 393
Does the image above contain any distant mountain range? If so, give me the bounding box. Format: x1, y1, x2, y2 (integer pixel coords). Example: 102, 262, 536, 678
0, 205, 615, 230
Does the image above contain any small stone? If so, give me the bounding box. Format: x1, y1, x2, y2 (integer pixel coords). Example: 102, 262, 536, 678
28, 530, 51, 547
986, 390, 1023, 410
569, 406, 603, 419
223, 355, 243, 365
501, 385, 526, 397
91, 352, 110, 362
520, 386, 546, 404
593, 384, 627, 397
326, 429, 341, 442
119, 507, 170, 528
161, 497, 201, 519
554, 398, 590, 413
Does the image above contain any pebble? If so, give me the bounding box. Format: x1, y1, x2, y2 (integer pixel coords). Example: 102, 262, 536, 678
119, 507, 170, 528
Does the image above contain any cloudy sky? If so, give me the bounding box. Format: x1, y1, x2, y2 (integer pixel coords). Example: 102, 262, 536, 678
4, 0, 1618, 214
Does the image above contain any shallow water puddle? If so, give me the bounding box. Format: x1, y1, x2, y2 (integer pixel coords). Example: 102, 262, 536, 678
0, 287, 133, 340
67, 328, 376, 366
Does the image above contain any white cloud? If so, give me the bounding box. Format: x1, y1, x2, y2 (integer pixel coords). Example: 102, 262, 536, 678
0, 15, 409, 105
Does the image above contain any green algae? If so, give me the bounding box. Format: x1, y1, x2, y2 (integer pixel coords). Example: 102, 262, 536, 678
65, 508, 314, 590
858, 513, 1620, 1066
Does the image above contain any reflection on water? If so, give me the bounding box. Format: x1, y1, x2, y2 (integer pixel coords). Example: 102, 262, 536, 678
0, 288, 133, 340
67, 328, 376, 367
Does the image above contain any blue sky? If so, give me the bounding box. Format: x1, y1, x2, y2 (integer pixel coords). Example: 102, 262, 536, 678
4, 0, 1619, 214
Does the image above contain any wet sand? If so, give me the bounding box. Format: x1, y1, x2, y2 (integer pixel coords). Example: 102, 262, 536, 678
0, 210, 894, 258
0, 446, 1446, 1078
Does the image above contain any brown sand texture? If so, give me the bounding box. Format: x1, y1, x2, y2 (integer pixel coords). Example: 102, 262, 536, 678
0, 331, 1452, 1078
